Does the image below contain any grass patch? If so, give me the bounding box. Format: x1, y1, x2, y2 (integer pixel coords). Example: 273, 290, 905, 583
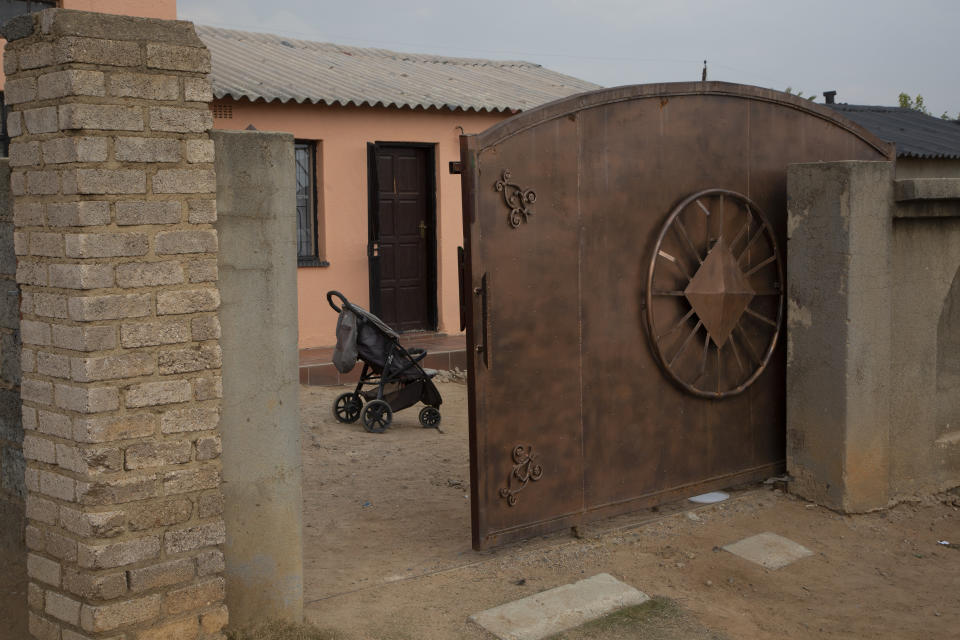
547, 596, 726, 640
225, 620, 343, 640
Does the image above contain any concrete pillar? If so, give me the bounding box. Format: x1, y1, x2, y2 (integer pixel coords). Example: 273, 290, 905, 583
212, 130, 303, 624
4, 9, 228, 638
786, 160, 895, 512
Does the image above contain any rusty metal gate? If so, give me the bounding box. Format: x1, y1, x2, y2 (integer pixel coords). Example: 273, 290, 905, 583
457, 83, 893, 550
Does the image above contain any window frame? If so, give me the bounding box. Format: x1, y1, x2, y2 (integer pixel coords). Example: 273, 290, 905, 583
295, 140, 328, 267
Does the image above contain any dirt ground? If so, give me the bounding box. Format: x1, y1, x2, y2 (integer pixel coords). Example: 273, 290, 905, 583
300, 380, 474, 601
2, 382, 958, 640
0, 537, 27, 640
302, 382, 960, 640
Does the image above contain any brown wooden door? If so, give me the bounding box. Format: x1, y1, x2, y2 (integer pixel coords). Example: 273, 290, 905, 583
369, 144, 435, 332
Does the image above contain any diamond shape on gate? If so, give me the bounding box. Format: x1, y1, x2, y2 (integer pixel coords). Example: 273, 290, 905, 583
684, 242, 755, 347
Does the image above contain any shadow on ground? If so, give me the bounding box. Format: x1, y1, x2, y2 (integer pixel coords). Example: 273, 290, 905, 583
0, 504, 26, 640
548, 597, 726, 640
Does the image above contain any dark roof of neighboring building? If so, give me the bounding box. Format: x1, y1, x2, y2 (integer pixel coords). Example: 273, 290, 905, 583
196, 26, 601, 113
827, 104, 960, 159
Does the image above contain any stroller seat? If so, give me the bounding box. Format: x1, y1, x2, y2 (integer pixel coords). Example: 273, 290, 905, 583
326, 291, 443, 433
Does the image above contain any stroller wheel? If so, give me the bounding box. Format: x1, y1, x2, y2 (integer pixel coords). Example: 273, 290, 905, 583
419, 406, 441, 429
333, 392, 363, 424
361, 400, 392, 433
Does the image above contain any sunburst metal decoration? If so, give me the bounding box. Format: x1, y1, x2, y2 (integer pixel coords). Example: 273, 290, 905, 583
645, 189, 784, 399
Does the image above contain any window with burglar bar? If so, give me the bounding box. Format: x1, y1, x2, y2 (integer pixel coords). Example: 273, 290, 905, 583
296, 141, 327, 266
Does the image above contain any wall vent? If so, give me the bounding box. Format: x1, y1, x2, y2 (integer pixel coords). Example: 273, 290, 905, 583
212, 103, 233, 119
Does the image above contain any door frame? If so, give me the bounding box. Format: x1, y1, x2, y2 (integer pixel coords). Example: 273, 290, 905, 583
366, 142, 439, 331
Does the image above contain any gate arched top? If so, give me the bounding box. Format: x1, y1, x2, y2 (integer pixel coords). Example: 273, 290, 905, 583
472, 81, 894, 159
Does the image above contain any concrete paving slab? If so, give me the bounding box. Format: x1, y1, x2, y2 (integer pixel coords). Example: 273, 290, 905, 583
469, 573, 649, 640
722, 531, 813, 569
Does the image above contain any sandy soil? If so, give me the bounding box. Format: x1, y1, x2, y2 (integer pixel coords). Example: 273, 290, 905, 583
302, 382, 960, 640
0, 538, 27, 640
2, 382, 958, 640
300, 381, 474, 602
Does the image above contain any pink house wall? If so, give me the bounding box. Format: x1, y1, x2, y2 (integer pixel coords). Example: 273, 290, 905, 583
212, 99, 508, 348
0, 0, 507, 348
60, 0, 177, 19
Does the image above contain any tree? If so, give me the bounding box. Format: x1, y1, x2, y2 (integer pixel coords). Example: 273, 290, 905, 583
899, 92, 930, 114
899, 92, 957, 120
784, 87, 816, 101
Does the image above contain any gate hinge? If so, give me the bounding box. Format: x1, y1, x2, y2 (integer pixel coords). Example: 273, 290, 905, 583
449, 161, 464, 175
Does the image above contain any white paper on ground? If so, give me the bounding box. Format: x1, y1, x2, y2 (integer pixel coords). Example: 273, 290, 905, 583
688, 491, 729, 504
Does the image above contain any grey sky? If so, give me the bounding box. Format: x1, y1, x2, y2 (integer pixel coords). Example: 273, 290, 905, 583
178, 0, 960, 117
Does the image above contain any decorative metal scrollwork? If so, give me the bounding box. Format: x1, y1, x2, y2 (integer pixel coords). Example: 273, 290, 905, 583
494, 170, 537, 228
499, 445, 543, 506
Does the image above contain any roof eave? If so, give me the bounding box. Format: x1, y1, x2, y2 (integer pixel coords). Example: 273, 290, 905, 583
212, 90, 519, 113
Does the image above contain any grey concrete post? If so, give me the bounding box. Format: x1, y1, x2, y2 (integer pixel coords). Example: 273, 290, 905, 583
212, 130, 303, 623
786, 160, 895, 512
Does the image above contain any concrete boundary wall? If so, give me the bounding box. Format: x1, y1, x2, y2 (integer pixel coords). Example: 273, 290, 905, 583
4, 9, 228, 639
787, 160, 960, 510
213, 129, 302, 624
889, 178, 960, 498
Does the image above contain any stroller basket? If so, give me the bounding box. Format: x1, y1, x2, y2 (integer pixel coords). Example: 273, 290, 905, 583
327, 290, 442, 433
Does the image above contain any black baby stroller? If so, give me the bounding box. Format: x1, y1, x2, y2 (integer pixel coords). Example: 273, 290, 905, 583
326, 291, 442, 433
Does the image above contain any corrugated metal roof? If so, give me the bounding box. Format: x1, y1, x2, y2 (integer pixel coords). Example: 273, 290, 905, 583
828, 104, 960, 159
196, 25, 601, 113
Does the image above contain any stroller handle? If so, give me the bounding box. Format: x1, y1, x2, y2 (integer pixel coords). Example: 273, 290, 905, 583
327, 290, 348, 313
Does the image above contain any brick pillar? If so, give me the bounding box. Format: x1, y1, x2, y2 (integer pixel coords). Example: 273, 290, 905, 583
4, 9, 228, 639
